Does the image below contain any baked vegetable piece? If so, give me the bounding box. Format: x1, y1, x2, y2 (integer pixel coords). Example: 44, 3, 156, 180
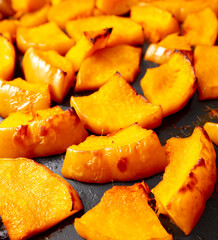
145, 33, 193, 64
23, 47, 75, 103
48, 0, 95, 30
194, 45, 218, 100
62, 124, 167, 183
11, 0, 47, 13
75, 182, 172, 240
0, 0, 14, 17
71, 73, 162, 135
66, 15, 144, 47
0, 158, 83, 240
0, 106, 88, 158
0, 78, 50, 118
75, 44, 141, 91
141, 51, 196, 117
66, 28, 112, 72
182, 7, 218, 46
0, 19, 18, 42
204, 122, 218, 145
152, 127, 217, 235
131, 3, 179, 43
17, 22, 74, 54
0, 34, 15, 80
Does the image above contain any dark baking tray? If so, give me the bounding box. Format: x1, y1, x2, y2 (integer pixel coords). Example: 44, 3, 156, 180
0, 44, 217, 240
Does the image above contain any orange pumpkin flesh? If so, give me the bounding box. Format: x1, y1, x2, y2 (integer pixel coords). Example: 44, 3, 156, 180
75, 182, 172, 240
0, 158, 82, 240
11, 0, 47, 13
141, 51, 196, 117
62, 124, 167, 183
0, 78, 50, 118
204, 122, 218, 145
71, 73, 163, 135
0, 19, 18, 42
66, 15, 144, 47
75, 44, 141, 91
152, 127, 217, 235
0, 106, 88, 158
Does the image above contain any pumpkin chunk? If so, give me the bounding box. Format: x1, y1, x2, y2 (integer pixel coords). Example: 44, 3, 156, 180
0, 19, 18, 42
0, 106, 88, 158
0, 158, 82, 240
0, 34, 15, 80
182, 8, 218, 46
131, 3, 179, 43
204, 122, 218, 145
0, 78, 50, 118
141, 51, 196, 117
66, 15, 144, 47
48, 0, 95, 30
66, 28, 112, 72
0, 0, 14, 17
22, 47, 75, 103
75, 182, 172, 240
11, 0, 47, 13
145, 33, 193, 64
152, 127, 217, 235
62, 124, 167, 183
194, 45, 218, 100
17, 22, 74, 54
75, 44, 141, 91
71, 73, 162, 135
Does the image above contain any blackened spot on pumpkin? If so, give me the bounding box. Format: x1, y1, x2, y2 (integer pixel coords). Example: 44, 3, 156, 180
117, 158, 128, 172
196, 157, 206, 168
16, 125, 28, 136
179, 186, 187, 193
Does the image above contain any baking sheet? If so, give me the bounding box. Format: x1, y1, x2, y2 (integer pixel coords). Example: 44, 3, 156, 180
0, 44, 217, 240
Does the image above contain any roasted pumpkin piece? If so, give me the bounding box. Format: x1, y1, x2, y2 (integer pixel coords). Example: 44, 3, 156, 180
75, 44, 141, 91
71, 73, 162, 135
194, 45, 218, 100
0, 78, 50, 118
75, 182, 172, 240
0, 19, 18, 42
0, 34, 15, 80
18, 4, 49, 27
0, 0, 14, 17
11, 0, 47, 13
62, 124, 167, 183
23, 47, 75, 103
141, 51, 196, 117
152, 127, 217, 235
182, 8, 218, 46
17, 22, 75, 54
0, 158, 83, 240
145, 33, 193, 64
66, 28, 112, 72
131, 3, 179, 43
48, 0, 95, 30
66, 15, 144, 47
204, 122, 218, 145
0, 106, 88, 158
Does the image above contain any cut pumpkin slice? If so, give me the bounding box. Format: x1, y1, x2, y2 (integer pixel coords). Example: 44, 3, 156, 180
66, 15, 144, 47
0, 158, 82, 240
152, 127, 217, 235
22, 47, 75, 103
0, 78, 50, 118
71, 73, 163, 135
75, 44, 141, 91
75, 182, 172, 240
0, 106, 88, 158
204, 122, 218, 146
0, 19, 18, 42
141, 51, 196, 117
62, 124, 167, 183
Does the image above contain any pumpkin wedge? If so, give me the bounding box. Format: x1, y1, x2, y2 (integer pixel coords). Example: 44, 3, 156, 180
71, 73, 162, 135
66, 28, 112, 72
0, 78, 50, 118
0, 158, 82, 240
17, 22, 74, 54
182, 7, 218, 46
141, 51, 196, 117
0, 19, 18, 42
204, 122, 218, 146
0, 34, 15, 80
194, 45, 218, 100
23, 47, 75, 103
66, 15, 144, 47
145, 33, 193, 64
11, 0, 47, 13
0, 106, 88, 158
48, 0, 95, 30
131, 3, 179, 43
75, 182, 172, 240
152, 127, 217, 235
75, 44, 141, 91
62, 124, 167, 183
